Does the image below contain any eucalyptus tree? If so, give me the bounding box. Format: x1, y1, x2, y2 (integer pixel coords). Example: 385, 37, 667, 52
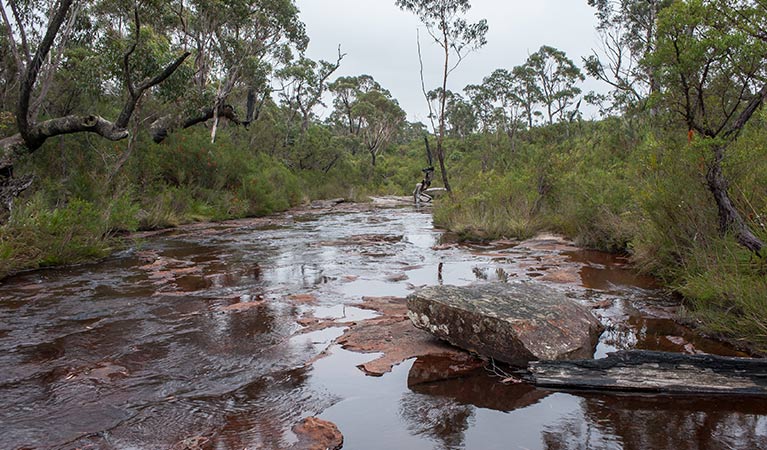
469, 69, 531, 147
426, 88, 475, 138
352, 90, 406, 166
149, 0, 308, 143
395, 0, 488, 193
584, 0, 672, 111
275, 51, 344, 138
327, 75, 382, 135
463, 83, 493, 133
444, 91, 476, 138
0, 0, 190, 212
649, 0, 767, 253
526, 46, 584, 125
327, 75, 406, 164
512, 64, 543, 128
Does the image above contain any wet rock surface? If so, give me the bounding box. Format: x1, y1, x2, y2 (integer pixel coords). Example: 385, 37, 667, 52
334, 296, 476, 376
0, 199, 762, 450
407, 283, 604, 366
289, 417, 344, 450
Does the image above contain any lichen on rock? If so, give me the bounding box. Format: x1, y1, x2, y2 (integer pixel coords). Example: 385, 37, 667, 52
407, 282, 604, 366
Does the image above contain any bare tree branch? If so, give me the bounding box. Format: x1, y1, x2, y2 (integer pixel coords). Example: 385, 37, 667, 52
115, 51, 191, 129
30, 1, 82, 121
149, 104, 242, 143
0, 1, 24, 79
8, 0, 30, 65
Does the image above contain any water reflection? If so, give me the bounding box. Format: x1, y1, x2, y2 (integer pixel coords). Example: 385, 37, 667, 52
400, 394, 475, 449
403, 356, 767, 450
543, 393, 767, 450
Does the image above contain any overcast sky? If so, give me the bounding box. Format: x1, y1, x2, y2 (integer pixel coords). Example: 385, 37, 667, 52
295, 0, 605, 124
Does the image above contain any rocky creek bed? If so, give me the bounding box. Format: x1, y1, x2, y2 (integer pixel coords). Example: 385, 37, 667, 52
0, 197, 765, 449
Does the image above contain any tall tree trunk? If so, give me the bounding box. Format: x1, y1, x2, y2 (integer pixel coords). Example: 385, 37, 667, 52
438, 29, 452, 193
245, 89, 256, 124
507, 127, 517, 155
706, 145, 764, 254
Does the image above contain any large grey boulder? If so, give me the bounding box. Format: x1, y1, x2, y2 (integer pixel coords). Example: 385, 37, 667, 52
406, 283, 603, 366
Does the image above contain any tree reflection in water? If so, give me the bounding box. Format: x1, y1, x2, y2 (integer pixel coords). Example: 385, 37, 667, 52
399, 393, 475, 449
543, 394, 767, 450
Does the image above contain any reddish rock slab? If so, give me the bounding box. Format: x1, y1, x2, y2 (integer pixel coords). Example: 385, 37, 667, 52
289, 417, 343, 450
335, 296, 478, 376
288, 293, 318, 304
359, 296, 408, 315
295, 314, 344, 334
338, 319, 468, 376
407, 283, 604, 367
517, 234, 580, 253
169, 434, 213, 450
386, 273, 409, 282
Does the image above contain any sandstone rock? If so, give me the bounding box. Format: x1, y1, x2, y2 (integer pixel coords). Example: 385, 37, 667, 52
287, 293, 318, 304
407, 283, 603, 366
289, 417, 343, 450
334, 296, 472, 376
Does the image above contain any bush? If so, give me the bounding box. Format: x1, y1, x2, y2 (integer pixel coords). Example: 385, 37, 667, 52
677, 240, 767, 352
0, 194, 127, 277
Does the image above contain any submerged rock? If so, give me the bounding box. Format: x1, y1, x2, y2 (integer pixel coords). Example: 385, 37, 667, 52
406, 283, 603, 366
289, 417, 344, 450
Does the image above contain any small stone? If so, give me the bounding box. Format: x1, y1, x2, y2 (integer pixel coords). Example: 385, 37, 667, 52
289, 417, 343, 450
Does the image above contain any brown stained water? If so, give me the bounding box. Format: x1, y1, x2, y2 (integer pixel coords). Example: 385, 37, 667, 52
0, 202, 765, 449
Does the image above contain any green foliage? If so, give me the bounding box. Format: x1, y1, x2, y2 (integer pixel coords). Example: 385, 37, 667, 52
132, 128, 307, 224
650, 0, 767, 138
429, 110, 767, 350
526, 45, 585, 125
395, 0, 488, 51
434, 169, 542, 241
678, 241, 767, 352
0, 193, 136, 277
585, 0, 671, 111
0, 111, 15, 138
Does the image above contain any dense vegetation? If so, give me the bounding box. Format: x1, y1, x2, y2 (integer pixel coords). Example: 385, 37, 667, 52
1, 0, 766, 351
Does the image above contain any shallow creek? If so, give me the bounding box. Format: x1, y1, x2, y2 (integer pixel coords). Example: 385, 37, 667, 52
1, 199, 765, 449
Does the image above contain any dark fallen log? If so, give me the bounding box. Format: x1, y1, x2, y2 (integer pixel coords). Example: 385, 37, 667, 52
528, 350, 767, 395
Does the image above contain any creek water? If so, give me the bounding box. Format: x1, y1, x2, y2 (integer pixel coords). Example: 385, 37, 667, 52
1, 201, 765, 449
